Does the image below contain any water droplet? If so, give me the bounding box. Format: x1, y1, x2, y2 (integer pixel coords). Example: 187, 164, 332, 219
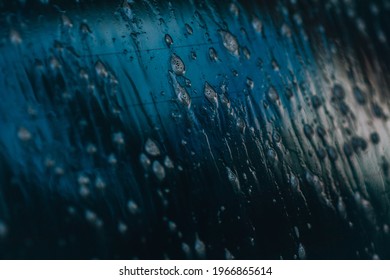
0, 221, 8, 238
372, 103, 384, 118
267, 86, 279, 102
219, 30, 239, 56
80, 22, 92, 34
303, 124, 314, 139
353, 87, 366, 105
242, 47, 251, 59
113, 132, 125, 145
267, 148, 278, 162
311, 95, 322, 109
145, 138, 160, 156
194, 234, 206, 259
333, 84, 345, 100
18, 127, 31, 141
204, 82, 218, 107
208, 47, 218, 61
118, 222, 128, 234
165, 34, 173, 47
169, 71, 191, 108
95, 177, 106, 190
86, 143, 97, 154
370, 132, 380, 144
10, 29, 22, 45
226, 167, 240, 190
343, 143, 353, 157
326, 146, 338, 161
191, 51, 197, 60
95, 60, 108, 78
164, 156, 174, 168
229, 3, 240, 17
170, 54, 185, 76
61, 14, 73, 28
108, 153, 117, 165
338, 197, 347, 219
252, 16, 262, 33
185, 23, 193, 35
298, 243, 306, 259
225, 248, 235, 259
152, 160, 166, 181
246, 77, 254, 90
127, 200, 139, 214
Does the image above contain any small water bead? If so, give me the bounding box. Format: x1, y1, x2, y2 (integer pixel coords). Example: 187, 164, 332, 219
220, 94, 231, 109
0, 221, 8, 238
112, 132, 124, 145
191, 51, 197, 60
316, 147, 326, 160
139, 153, 151, 170
61, 14, 73, 28
303, 124, 314, 139
225, 248, 235, 260
18, 127, 32, 141
95, 60, 108, 78
370, 132, 380, 144
326, 146, 338, 161
267, 148, 278, 162
246, 77, 254, 90
145, 138, 160, 156
80, 22, 92, 34
229, 2, 240, 17
242, 47, 251, 59
311, 95, 322, 109
168, 221, 177, 233
10, 29, 22, 45
185, 23, 193, 35
252, 16, 262, 33
226, 167, 240, 190
164, 34, 173, 47
351, 136, 367, 152
236, 117, 246, 133
85, 210, 97, 223
118, 222, 128, 234
343, 143, 353, 157
298, 243, 306, 259
152, 160, 166, 181
353, 86, 366, 105
271, 59, 280, 71
127, 200, 139, 215
182, 243, 192, 258
164, 156, 174, 169
289, 173, 299, 190
372, 103, 384, 118
86, 143, 97, 154
316, 126, 326, 138
95, 177, 106, 190
333, 84, 345, 100
267, 86, 279, 102
204, 82, 218, 107
194, 234, 206, 259
208, 47, 218, 61
338, 197, 347, 219
219, 30, 239, 56
170, 54, 185, 76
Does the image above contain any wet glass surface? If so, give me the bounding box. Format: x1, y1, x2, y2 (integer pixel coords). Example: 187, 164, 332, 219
0, 0, 390, 259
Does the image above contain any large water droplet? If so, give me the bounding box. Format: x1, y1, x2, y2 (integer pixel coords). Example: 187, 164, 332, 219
219, 30, 239, 56
170, 54, 185, 76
